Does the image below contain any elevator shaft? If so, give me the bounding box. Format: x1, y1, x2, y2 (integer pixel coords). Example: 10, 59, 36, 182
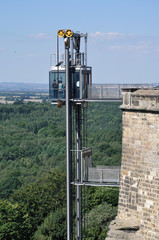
65, 40, 73, 240
62, 30, 89, 240
75, 105, 82, 240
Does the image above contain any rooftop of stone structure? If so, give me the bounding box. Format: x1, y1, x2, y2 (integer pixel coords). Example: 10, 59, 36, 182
121, 88, 159, 111
132, 89, 159, 96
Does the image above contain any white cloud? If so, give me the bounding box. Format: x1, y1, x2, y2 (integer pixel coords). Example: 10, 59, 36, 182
90, 32, 125, 39
108, 41, 158, 52
29, 33, 53, 40
89, 32, 159, 54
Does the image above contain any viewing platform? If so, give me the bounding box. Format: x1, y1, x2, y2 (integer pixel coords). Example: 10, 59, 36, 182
50, 81, 157, 103
88, 166, 120, 185
72, 165, 120, 187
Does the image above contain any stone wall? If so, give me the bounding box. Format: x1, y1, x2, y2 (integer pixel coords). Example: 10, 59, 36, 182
106, 89, 159, 240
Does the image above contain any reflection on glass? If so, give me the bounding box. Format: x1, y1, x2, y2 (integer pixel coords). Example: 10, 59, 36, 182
49, 72, 65, 99
49, 69, 91, 100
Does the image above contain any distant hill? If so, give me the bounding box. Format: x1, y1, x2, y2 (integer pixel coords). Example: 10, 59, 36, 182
0, 82, 49, 92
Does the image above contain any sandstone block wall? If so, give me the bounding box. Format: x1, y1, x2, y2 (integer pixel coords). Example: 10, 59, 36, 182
106, 89, 159, 240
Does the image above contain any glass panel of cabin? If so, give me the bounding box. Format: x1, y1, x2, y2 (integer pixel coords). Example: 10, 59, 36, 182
71, 71, 80, 99
81, 148, 92, 182
82, 69, 91, 99
49, 71, 65, 100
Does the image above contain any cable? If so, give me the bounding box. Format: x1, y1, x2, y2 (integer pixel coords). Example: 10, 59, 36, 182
57, 35, 59, 100
83, 185, 86, 239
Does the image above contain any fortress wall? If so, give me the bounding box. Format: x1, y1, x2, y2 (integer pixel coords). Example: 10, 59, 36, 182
106, 89, 159, 240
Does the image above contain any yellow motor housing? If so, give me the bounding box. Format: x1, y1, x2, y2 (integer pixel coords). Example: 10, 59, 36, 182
65, 29, 73, 38
57, 29, 65, 38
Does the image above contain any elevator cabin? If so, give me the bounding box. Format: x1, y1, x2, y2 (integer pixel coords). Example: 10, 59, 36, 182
49, 31, 92, 103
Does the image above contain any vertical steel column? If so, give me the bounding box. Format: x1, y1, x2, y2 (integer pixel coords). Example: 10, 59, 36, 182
57, 35, 59, 65
76, 105, 82, 240
57, 36, 59, 98
65, 38, 72, 240
85, 34, 87, 66
71, 37, 74, 66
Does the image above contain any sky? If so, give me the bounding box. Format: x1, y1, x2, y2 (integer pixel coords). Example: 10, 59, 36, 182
1, 0, 159, 84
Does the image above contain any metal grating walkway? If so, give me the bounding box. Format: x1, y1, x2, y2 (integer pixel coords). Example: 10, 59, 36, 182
87, 83, 157, 101
88, 166, 120, 184
72, 166, 120, 187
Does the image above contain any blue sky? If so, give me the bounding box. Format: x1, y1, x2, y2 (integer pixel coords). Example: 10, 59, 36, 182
0, 0, 159, 84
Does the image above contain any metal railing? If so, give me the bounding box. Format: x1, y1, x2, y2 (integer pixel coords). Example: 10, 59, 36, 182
50, 53, 65, 67
87, 83, 158, 100
87, 166, 120, 183
50, 52, 87, 68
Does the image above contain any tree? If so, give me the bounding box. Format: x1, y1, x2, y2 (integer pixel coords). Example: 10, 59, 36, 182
11, 170, 66, 236
0, 170, 22, 199
0, 200, 31, 240
85, 187, 119, 211
33, 208, 67, 240
86, 202, 117, 240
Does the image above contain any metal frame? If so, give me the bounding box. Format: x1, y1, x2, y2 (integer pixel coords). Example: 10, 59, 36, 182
64, 31, 89, 240
65, 39, 73, 240
81, 148, 92, 183
55, 30, 123, 240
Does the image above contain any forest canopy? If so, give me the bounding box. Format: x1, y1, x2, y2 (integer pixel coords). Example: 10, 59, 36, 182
0, 101, 122, 239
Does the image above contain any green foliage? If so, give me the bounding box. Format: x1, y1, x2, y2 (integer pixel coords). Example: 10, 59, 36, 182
0, 200, 31, 240
86, 202, 117, 240
0, 170, 22, 199
0, 102, 66, 192
0, 101, 122, 239
87, 102, 122, 166
11, 170, 66, 236
13, 100, 24, 105
0, 102, 122, 198
33, 208, 67, 240
85, 187, 119, 211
